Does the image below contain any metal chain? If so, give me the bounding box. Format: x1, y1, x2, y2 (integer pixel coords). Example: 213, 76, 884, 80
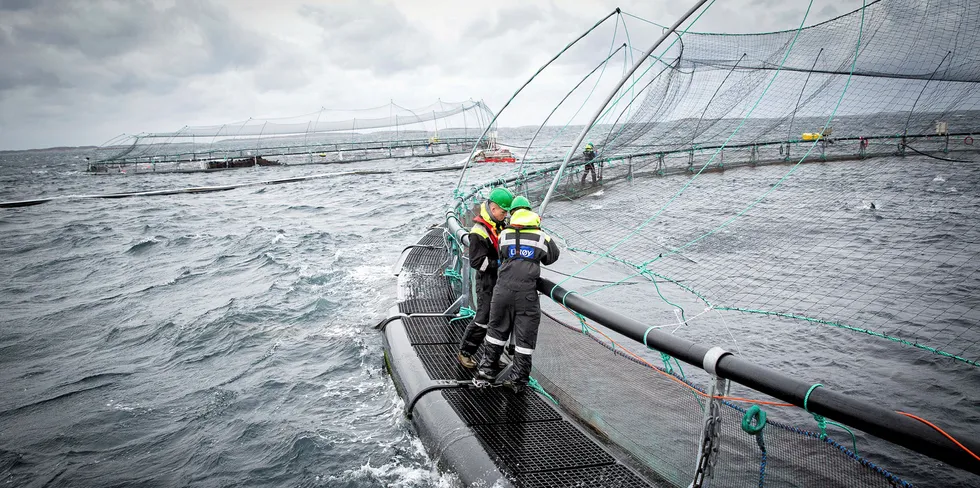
692, 377, 726, 488
692, 416, 715, 486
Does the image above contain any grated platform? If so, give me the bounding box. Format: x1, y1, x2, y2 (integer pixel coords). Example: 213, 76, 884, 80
416, 228, 447, 246
443, 388, 560, 426
403, 315, 464, 345
414, 344, 475, 380
390, 226, 654, 488
402, 271, 459, 303
398, 297, 455, 314
473, 420, 615, 473
402, 246, 448, 274
514, 464, 652, 488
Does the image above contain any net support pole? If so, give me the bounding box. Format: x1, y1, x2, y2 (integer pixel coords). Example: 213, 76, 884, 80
446, 211, 473, 310
519, 44, 628, 166
454, 9, 622, 191
539, 0, 710, 216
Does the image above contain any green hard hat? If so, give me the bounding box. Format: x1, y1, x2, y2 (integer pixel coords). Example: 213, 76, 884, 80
488, 187, 514, 209
509, 196, 532, 212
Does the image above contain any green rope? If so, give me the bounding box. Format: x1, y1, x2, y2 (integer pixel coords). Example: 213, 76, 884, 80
562, 223, 973, 367
528, 376, 558, 405
741, 405, 768, 487
645, 0, 867, 265
641, 267, 687, 324
741, 405, 767, 436
644, 325, 703, 411
803, 384, 827, 437
572, 311, 591, 335
544, 0, 715, 211
659, 351, 674, 374
554, 0, 802, 290
562, 235, 969, 366
450, 307, 475, 323
804, 383, 859, 455
715, 306, 978, 368
443, 267, 462, 283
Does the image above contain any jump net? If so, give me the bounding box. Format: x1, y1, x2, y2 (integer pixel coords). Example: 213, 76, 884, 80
448, 1, 980, 486
90, 99, 493, 173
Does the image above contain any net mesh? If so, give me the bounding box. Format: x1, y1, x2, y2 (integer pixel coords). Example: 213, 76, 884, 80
91, 100, 492, 173
448, 1, 979, 486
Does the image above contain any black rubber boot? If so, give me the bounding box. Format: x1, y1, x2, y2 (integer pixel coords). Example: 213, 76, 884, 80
476, 343, 505, 380
459, 321, 487, 357
502, 352, 532, 394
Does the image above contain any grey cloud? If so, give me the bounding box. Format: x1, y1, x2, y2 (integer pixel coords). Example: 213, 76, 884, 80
464, 4, 545, 41
0, 0, 32, 11
252, 47, 312, 92
0, 68, 64, 92
817, 4, 841, 21
300, 1, 433, 75
448, 4, 614, 78
109, 72, 150, 95
0, 0, 270, 94
10, 0, 160, 59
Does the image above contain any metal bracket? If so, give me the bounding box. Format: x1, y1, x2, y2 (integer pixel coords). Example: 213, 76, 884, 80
702, 346, 731, 377
691, 347, 731, 488
444, 295, 464, 315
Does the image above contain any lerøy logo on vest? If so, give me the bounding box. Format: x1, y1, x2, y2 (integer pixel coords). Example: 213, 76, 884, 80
508, 246, 535, 259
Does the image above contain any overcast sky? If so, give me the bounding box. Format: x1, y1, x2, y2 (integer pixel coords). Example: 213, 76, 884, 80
0, 0, 863, 150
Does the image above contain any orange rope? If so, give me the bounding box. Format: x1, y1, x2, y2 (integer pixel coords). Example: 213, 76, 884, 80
556, 306, 980, 462
896, 411, 980, 462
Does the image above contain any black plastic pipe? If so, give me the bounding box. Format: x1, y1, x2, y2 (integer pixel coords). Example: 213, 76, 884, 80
539, 277, 980, 476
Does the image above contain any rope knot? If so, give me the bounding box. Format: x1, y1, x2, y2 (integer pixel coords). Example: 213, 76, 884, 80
449, 307, 476, 323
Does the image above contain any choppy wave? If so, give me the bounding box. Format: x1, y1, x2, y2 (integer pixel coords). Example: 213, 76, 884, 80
0, 150, 458, 487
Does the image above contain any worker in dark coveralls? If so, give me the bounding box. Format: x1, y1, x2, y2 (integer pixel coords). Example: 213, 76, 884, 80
581, 142, 598, 186
476, 208, 560, 393
457, 187, 514, 368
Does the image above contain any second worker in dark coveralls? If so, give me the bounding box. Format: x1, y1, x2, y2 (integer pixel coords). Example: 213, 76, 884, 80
457, 187, 513, 368
477, 209, 560, 393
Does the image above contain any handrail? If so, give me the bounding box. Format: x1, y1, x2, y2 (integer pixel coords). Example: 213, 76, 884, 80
538, 276, 980, 476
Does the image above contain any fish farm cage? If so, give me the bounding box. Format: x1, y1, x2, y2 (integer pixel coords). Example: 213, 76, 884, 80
383, 1, 980, 487
88, 99, 494, 174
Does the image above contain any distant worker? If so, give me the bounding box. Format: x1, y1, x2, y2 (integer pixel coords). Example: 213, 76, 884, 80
458, 187, 514, 368
476, 208, 560, 393
581, 142, 598, 186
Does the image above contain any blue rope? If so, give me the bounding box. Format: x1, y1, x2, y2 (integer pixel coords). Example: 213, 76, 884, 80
742, 405, 768, 487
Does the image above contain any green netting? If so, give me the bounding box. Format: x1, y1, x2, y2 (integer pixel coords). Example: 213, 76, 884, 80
447, 2, 979, 486
533, 309, 917, 487
455, 0, 980, 367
